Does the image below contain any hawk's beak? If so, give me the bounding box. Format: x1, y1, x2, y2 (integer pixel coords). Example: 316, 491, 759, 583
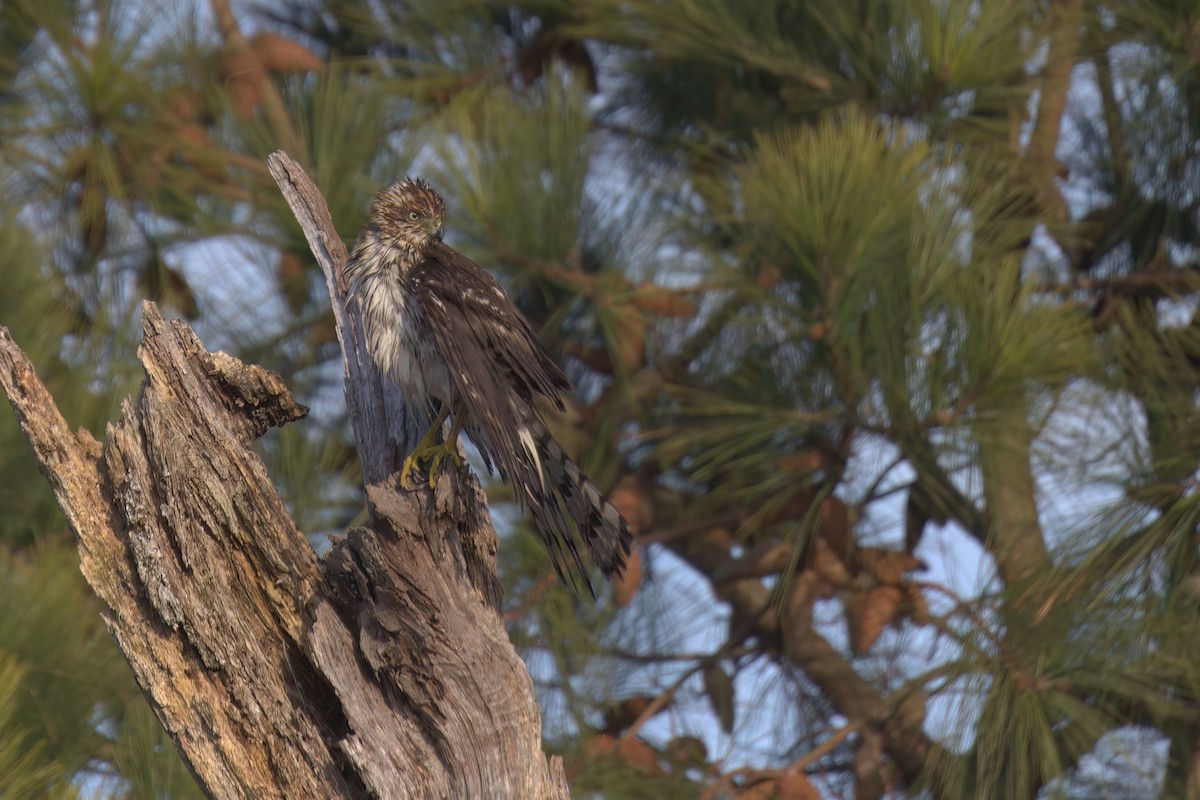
429, 219, 444, 242
434, 225, 444, 242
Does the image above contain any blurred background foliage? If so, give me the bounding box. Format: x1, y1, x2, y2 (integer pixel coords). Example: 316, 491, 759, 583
2, 0, 1200, 797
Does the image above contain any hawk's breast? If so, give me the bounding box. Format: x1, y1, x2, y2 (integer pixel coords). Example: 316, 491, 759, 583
357, 261, 452, 412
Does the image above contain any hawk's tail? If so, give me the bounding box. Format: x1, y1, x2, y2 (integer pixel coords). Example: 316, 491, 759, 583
518, 420, 633, 588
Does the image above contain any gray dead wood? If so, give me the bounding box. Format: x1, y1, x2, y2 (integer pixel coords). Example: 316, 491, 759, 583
0, 153, 570, 799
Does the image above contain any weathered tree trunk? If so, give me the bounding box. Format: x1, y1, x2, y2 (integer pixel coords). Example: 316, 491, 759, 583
0, 153, 569, 799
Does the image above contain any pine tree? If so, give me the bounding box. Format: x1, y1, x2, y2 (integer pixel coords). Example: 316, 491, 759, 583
5, 0, 1200, 797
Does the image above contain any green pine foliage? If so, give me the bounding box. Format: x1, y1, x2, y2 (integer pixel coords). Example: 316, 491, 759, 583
0, 652, 65, 800
111, 701, 206, 800
5, 0, 1200, 796
431, 79, 593, 268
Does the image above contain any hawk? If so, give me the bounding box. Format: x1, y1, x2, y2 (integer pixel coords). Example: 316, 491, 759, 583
346, 178, 632, 589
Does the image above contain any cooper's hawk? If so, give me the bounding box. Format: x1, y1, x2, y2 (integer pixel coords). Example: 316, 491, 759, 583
346, 178, 632, 589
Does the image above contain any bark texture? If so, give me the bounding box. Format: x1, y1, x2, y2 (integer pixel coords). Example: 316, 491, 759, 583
0, 152, 569, 799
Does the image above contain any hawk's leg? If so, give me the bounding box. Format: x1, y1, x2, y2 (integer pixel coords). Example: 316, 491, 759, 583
399, 404, 465, 489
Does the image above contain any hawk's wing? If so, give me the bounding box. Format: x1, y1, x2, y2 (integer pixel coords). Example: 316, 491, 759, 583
416, 241, 570, 409
410, 242, 592, 586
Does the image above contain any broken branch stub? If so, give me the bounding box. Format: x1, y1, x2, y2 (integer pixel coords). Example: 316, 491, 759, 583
0, 151, 568, 799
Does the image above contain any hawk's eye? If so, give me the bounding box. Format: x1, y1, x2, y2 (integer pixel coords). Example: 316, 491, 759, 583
407, 211, 420, 221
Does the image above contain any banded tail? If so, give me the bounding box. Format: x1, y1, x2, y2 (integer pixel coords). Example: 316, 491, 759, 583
507, 418, 633, 592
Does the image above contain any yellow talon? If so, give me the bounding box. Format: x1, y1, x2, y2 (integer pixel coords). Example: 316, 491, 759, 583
424, 444, 464, 489
399, 406, 463, 489
398, 453, 421, 490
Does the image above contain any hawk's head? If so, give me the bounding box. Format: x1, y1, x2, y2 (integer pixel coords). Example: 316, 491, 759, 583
368, 178, 447, 258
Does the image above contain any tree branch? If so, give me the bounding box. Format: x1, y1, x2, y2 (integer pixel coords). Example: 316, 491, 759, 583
656, 514, 938, 788
1027, 0, 1083, 222
0, 153, 573, 798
